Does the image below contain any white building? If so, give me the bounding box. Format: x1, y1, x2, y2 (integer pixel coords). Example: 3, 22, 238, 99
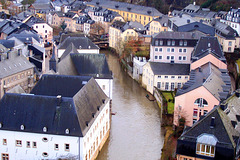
0, 75, 110, 160
133, 56, 147, 82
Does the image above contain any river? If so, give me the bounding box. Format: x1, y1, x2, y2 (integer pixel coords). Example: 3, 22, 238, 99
96, 50, 164, 160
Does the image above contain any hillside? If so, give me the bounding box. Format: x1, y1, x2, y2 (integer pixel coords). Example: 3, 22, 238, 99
115, 0, 240, 14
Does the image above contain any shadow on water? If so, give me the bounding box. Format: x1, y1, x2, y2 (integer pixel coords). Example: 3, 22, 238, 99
97, 50, 164, 160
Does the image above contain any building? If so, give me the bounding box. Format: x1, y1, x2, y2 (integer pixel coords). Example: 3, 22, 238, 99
150, 31, 205, 64
174, 36, 230, 127
212, 19, 240, 53
28, 0, 53, 14
0, 75, 110, 160
181, 2, 200, 14
57, 53, 113, 100
109, 20, 145, 51
168, 14, 215, 36
86, 0, 162, 26
142, 62, 190, 94
57, 36, 99, 58
176, 106, 240, 160
146, 15, 168, 35
0, 50, 35, 98
25, 17, 53, 43
219, 7, 240, 35
133, 56, 147, 82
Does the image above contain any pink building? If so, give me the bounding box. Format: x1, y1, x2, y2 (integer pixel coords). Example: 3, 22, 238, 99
150, 31, 206, 64
174, 37, 231, 127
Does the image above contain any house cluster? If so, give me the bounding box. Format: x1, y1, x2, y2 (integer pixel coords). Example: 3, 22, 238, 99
0, 1, 115, 160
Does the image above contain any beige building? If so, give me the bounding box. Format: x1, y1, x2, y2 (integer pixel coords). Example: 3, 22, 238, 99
147, 15, 168, 35
109, 21, 144, 53
142, 62, 190, 94
0, 51, 35, 98
213, 20, 240, 53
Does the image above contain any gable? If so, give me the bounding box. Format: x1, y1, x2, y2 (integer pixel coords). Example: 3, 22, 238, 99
191, 54, 227, 70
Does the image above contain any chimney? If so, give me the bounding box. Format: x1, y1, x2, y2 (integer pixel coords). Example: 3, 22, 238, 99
193, 1, 196, 5
210, 117, 215, 128
57, 95, 62, 106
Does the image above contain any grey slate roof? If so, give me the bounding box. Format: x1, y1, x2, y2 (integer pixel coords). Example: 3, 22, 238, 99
58, 36, 99, 50
6, 85, 25, 94
87, 0, 163, 17
192, 36, 225, 61
177, 106, 239, 159
0, 40, 14, 48
17, 11, 34, 21
59, 42, 79, 61
182, 4, 200, 13
0, 52, 35, 79
152, 31, 205, 40
57, 53, 112, 79
31, 74, 92, 97
0, 76, 109, 137
7, 30, 41, 43
149, 62, 190, 75
212, 20, 239, 39
176, 62, 231, 101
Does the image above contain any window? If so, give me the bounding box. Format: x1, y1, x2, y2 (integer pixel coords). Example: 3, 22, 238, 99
171, 76, 175, 79
178, 76, 181, 79
42, 137, 48, 142
171, 48, 174, 52
102, 85, 105, 90
167, 40, 171, 46
193, 119, 197, 124
3, 139, 7, 145
179, 40, 183, 46
193, 109, 198, 117
167, 56, 170, 60
179, 56, 182, 60
228, 47, 231, 52
171, 82, 174, 90
204, 110, 208, 115
196, 143, 215, 157
194, 98, 208, 107
55, 144, 59, 150
171, 56, 174, 60
165, 82, 169, 90
155, 40, 159, 46
179, 48, 182, 52
155, 48, 158, 51
16, 140, 22, 147
45, 30, 47, 33
159, 56, 162, 59
165, 76, 168, 79
177, 83, 181, 88
183, 49, 187, 52
159, 48, 162, 52
167, 48, 170, 52
65, 144, 70, 151
158, 76, 161, 78
159, 40, 163, 45
229, 41, 232, 46
43, 25, 45, 28
183, 56, 186, 60
42, 152, 48, 157
184, 41, 187, 46
155, 56, 158, 59
45, 35, 47, 38
33, 142, 37, 148
172, 40, 175, 46
36, 25, 38, 28
157, 82, 161, 88
185, 76, 188, 79
1, 154, 9, 160
26, 141, 30, 148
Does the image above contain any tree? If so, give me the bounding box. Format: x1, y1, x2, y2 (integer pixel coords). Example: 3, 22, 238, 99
21, 0, 35, 5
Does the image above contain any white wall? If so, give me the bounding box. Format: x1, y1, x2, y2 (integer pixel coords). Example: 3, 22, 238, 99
82, 100, 110, 160
95, 78, 113, 100
0, 130, 80, 160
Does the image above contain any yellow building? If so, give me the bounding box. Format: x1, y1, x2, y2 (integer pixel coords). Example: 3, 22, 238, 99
147, 15, 169, 35
109, 21, 144, 52
87, 0, 163, 26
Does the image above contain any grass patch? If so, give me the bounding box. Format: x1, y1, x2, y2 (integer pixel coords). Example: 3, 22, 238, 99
162, 91, 175, 114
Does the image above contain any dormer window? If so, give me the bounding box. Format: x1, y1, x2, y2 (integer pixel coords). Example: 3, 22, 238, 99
194, 98, 208, 107
196, 134, 217, 157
